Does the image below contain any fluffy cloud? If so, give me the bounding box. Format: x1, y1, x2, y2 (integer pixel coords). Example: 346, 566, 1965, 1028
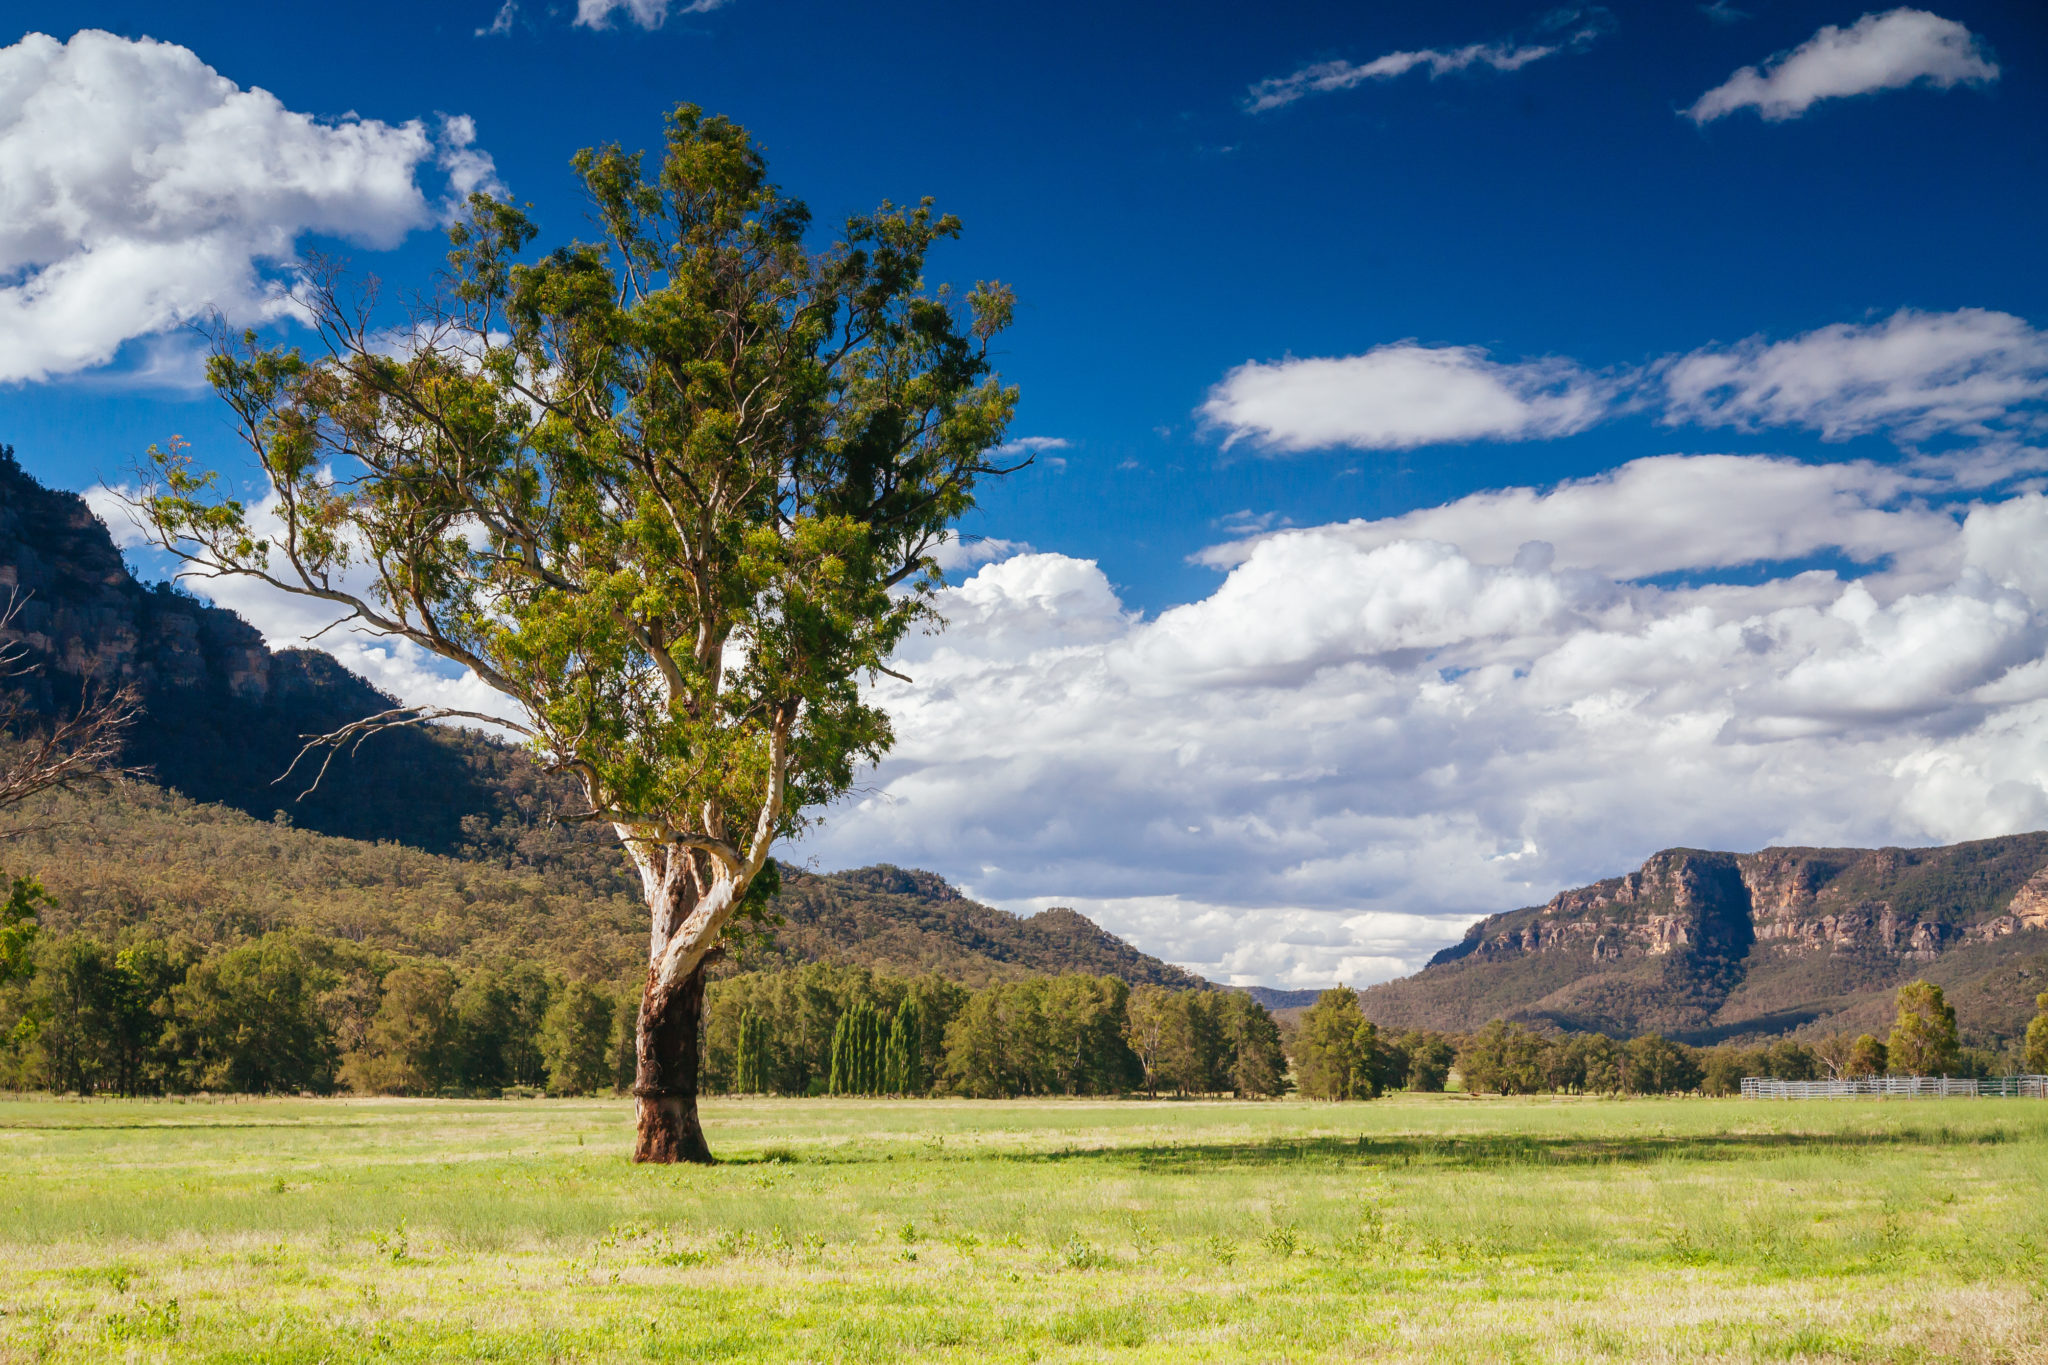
1201, 343, 1612, 453
573, 0, 726, 29
774, 453, 2048, 987
99, 450, 2048, 987
1206, 309, 2047, 457
1196, 453, 1966, 586
1247, 9, 1612, 113
1686, 8, 1999, 124
0, 30, 497, 384
1662, 309, 2048, 440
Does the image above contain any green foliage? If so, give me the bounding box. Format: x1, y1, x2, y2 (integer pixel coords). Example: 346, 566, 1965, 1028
1846, 1033, 1890, 1078
342, 965, 459, 1095
942, 981, 1049, 1098
882, 996, 920, 1095
1459, 1019, 1551, 1096
1888, 979, 1961, 1077
21, 935, 162, 1095
1396, 1031, 1457, 1092
1698, 1039, 1822, 1095
540, 981, 618, 1097
2027, 992, 2048, 1074
451, 962, 553, 1092
1294, 987, 1381, 1101
1221, 991, 1289, 1098
138, 104, 1021, 991
734, 1008, 771, 1094
1622, 1034, 1702, 1095
0, 874, 46, 985
162, 933, 338, 1094
829, 999, 887, 1096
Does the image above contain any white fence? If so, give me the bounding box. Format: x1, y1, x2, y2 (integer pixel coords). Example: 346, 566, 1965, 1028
1741, 1075, 2048, 1099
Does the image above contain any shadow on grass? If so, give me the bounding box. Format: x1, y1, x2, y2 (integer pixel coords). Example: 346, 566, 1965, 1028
1008, 1127, 2016, 1173
707, 1124, 2018, 1171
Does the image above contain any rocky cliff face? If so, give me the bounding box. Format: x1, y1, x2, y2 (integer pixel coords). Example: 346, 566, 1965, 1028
1371, 833, 2048, 1043
1432, 850, 1754, 966
0, 447, 524, 850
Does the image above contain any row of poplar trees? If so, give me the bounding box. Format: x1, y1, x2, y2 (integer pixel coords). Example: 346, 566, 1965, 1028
705, 962, 1288, 1099
820, 997, 924, 1095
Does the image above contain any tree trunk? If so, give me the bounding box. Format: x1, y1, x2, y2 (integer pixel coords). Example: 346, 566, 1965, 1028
632, 958, 712, 1164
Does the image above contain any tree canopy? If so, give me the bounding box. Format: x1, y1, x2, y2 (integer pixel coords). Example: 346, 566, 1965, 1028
133, 105, 1020, 1159
1887, 979, 1960, 1077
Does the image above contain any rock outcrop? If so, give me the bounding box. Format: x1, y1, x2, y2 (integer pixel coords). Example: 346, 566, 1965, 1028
0, 447, 524, 850
1369, 832, 2048, 1044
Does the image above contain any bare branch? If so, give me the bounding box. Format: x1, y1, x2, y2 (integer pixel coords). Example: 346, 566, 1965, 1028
274, 705, 538, 801
0, 685, 145, 815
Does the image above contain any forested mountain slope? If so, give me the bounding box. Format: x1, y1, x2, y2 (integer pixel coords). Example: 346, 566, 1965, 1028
1360, 838, 2048, 1046
755, 864, 1206, 988
6, 782, 1206, 989
2, 448, 1208, 991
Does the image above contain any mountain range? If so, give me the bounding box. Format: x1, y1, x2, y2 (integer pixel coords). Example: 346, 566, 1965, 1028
7, 447, 2048, 1041
0, 449, 1203, 989
1360, 840, 2048, 1046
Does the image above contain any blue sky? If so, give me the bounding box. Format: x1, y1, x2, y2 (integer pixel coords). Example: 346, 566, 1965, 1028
3, 2, 2045, 984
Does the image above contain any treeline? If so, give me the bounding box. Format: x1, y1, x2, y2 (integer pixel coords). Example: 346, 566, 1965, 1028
706, 966, 1287, 1098
0, 913, 629, 1097
0, 902, 1290, 1099
14, 908, 2026, 1101
1291, 982, 2028, 1100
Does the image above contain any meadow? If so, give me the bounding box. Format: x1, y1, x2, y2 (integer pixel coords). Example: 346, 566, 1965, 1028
0, 1093, 2042, 1364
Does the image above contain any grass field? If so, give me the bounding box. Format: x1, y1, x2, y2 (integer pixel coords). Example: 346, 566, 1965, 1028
0, 1093, 2043, 1363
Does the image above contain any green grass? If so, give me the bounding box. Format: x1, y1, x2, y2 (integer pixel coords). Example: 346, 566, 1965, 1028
0, 1093, 2043, 1362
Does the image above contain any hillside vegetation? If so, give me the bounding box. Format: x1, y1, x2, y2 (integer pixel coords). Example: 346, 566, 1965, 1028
6, 781, 1202, 989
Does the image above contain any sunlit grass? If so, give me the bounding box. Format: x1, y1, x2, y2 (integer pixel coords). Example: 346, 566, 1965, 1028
0, 1093, 2043, 1361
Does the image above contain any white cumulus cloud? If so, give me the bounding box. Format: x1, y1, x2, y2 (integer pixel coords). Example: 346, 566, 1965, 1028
100, 449, 2048, 987
1200, 343, 1614, 453
0, 30, 497, 384
776, 455, 2048, 988
1662, 309, 2048, 440
1686, 8, 1999, 124
1194, 453, 1969, 587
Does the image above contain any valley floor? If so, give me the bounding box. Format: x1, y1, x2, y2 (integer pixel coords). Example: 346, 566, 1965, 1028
0, 1093, 2042, 1363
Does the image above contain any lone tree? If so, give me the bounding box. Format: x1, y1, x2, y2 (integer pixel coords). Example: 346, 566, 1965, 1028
1886, 979, 1959, 1077
133, 106, 1019, 1161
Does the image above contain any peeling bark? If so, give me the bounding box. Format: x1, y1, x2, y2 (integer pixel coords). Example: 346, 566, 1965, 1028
632, 957, 711, 1164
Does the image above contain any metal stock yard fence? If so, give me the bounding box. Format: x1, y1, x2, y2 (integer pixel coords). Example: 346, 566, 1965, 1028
1741, 1075, 2048, 1099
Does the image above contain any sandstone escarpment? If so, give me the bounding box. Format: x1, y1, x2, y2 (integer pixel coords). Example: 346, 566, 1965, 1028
1373, 831, 2048, 1043
0, 447, 527, 850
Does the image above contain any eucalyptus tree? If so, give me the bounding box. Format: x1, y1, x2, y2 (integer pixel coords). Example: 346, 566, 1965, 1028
134, 106, 1019, 1161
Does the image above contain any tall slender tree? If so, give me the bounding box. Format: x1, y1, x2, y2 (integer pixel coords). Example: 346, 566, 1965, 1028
1887, 979, 1959, 1077
884, 995, 921, 1094
132, 107, 1018, 1161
